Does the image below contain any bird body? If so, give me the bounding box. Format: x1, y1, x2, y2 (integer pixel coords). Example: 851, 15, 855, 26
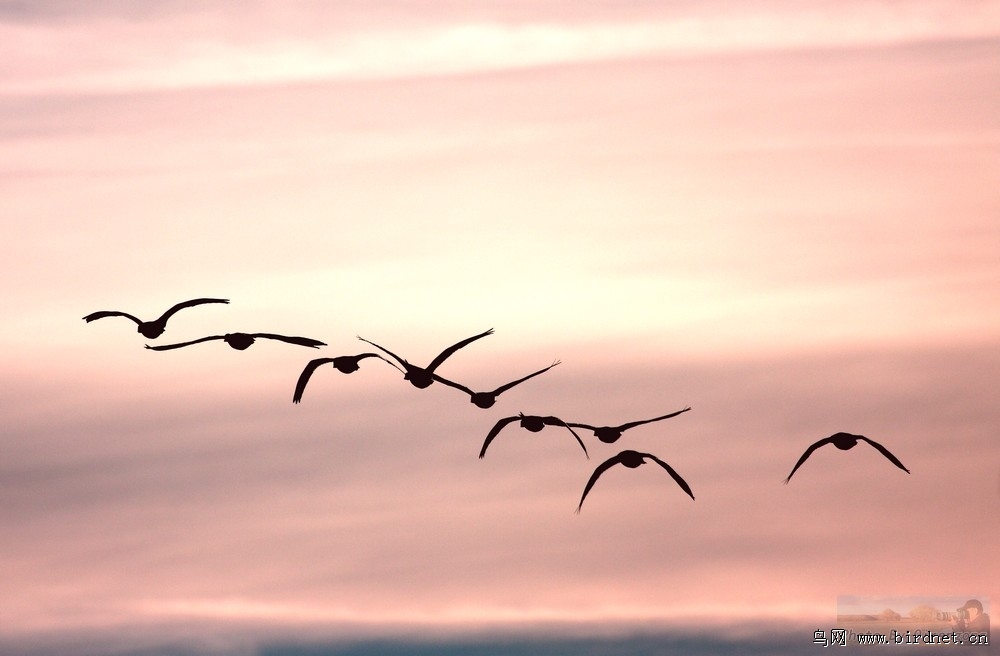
480, 412, 588, 458
567, 407, 691, 443
432, 360, 560, 408
577, 449, 694, 512
784, 432, 910, 483
292, 353, 402, 403
145, 332, 326, 351
83, 298, 229, 338
358, 328, 493, 389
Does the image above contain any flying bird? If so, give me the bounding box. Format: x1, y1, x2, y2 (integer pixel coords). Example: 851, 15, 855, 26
357, 328, 493, 389
567, 407, 691, 443
577, 449, 694, 512
145, 332, 325, 351
292, 353, 403, 403
432, 360, 561, 408
82, 298, 229, 339
480, 412, 588, 459
783, 432, 910, 484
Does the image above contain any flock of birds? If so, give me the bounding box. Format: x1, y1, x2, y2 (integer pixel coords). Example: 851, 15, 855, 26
83, 297, 912, 512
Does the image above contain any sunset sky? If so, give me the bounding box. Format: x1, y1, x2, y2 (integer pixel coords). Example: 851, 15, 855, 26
2, 1, 998, 653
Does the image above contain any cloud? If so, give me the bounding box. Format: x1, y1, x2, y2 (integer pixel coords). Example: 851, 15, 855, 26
3, 1, 1000, 94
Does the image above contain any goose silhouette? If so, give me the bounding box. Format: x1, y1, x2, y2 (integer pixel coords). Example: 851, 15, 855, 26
357, 328, 493, 389
83, 298, 229, 339
783, 432, 910, 484
432, 360, 561, 408
480, 412, 588, 459
567, 407, 691, 443
577, 449, 694, 512
145, 332, 325, 351
292, 353, 403, 403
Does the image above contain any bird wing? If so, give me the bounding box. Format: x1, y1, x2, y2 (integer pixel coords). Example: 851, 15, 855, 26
156, 298, 229, 323
858, 436, 911, 474
82, 310, 141, 325
251, 334, 326, 348
359, 353, 405, 373
479, 415, 519, 459
783, 436, 835, 484
144, 335, 224, 351
430, 373, 475, 396
616, 407, 692, 432
357, 336, 408, 369
544, 416, 589, 458
645, 453, 696, 499
564, 422, 599, 432
425, 328, 494, 372
576, 453, 626, 512
489, 360, 560, 396
292, 358, 337, 404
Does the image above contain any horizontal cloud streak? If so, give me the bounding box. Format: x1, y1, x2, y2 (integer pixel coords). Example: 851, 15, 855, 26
2, 1, 1000, 94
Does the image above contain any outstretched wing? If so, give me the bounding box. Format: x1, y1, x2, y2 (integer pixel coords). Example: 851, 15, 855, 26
358, 353, 405, 374
544, 416, 589, 459
252, 334, 326, 348
357, 336, 408, 369
783, 436, 835, 484
489, 360, 560, 396
156, 298, 229, 323
425, 328, 494, 373
430, 373, 475, 397
646, 453, 695, 500
616, 407, 692, 432
564, 421, 599, 432
82, 310, 141, 325
292, 358, 337, 404
576, 453, 626, 512
858, 436, 910, 474
144, 335, 225, 351
479, 415, 519, 459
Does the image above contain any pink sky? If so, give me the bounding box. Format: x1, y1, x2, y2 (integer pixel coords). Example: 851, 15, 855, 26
2, 0, 998, 649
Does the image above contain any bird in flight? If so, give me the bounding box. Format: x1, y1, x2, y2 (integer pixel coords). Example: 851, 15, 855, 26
292, 353, 403, 403
577, 449, 694, 512
357, 328, 493, 389
145, 332, 325, 351
783, 432, 910, 484
566, 407, 691, 443
432, 360, 561, 408
480, 412, 588, 459
82, 298, 229, 339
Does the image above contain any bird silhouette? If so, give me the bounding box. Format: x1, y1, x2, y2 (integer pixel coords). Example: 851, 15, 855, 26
567, 407, 691, 443
292, 353, 403, 403
783, 432, 910, 484
357, 328, 493, 389
145, 332, 325, 351
82, 298, 229, 339
577, 449, 694, 512
432, 360, 561, 408
480, 412, 588, 459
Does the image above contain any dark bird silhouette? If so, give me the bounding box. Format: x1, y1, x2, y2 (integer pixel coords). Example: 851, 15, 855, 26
577, 449, 694, 512
431, 360, 561, 409
783, 432, 910, 484
480, 412, 587, 459
567, 407, 691, 443
292, 353, 403, 403
357, 328, 493, 389
82, 298, 229, 339
145, 332, 325, 351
